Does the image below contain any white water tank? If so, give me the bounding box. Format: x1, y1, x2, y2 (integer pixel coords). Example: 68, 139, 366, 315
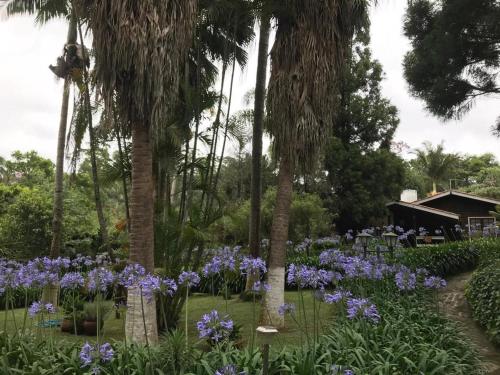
401, 189, 418, 202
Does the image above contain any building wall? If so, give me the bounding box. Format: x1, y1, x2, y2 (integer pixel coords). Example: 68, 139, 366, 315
420, 194, 497, 226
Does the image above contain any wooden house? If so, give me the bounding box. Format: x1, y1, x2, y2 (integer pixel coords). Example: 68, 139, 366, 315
386, 190, 499, 242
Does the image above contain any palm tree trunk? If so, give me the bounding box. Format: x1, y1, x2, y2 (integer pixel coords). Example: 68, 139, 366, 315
125, 124, 158, 344
211, 56, 236, 212
261, 155, 293, 328
76, 20, 110, 255
115, 126, 131, 232
45, 14, 77, 305
245, 13, 271, 294
249, 11, 271, 258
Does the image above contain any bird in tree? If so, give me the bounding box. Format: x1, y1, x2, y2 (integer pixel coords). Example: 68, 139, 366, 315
403, 0, 500, 131
261, 0, 370, 328
78, 0, 197, 344
411, 141, 460, 195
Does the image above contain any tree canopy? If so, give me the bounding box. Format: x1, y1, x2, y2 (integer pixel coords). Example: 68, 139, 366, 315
403, 0, 500, 122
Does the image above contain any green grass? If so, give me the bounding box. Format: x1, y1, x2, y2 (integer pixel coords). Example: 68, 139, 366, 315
1, 291, 335, 348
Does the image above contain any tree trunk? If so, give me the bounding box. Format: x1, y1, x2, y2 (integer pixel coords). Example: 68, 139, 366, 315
249, 11, 271, 258
44, 14, 78, 306
115, 126, 131, 232
261, 155, 293, 328
76, 20, 110, 255
125, 124, 158, 344
211, 56, 236, 213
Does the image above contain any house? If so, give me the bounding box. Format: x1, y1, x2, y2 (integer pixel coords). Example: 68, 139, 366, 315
386, 190, 499, 241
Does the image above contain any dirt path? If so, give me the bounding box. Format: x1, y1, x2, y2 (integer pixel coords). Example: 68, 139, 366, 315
438, 272, 500, 375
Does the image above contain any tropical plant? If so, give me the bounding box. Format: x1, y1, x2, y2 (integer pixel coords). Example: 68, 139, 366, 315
411, 141, 460, 194
262, 0, 371, 327
79, 0, 198, 344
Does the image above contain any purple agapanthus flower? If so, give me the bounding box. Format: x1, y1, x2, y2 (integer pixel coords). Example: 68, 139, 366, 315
60, 272, 85, 289
287, 264, 333, 289
98, 343, 114, 362
423, 276, 447, 289
79, 342, 94, 366
240, 256, 267, 275
138, 274, 161, 303
161, 277, 178, 297
278, 303, 296, 316
324, 289, 352, 304
87, 267, 115, 293
331, 365, 355, 375
28, 301, 56, 318
395, 270, 416, 291
215, 364, 246, 375
251, 281, 271, 293
80, 342, 114, 369
346, 298, 380, 323
178, 271, 200, 288
117, 264, 146, 288
196, 310, 233, 343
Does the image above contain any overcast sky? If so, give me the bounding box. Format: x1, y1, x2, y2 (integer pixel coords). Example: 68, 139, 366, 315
0, 2, 498, 163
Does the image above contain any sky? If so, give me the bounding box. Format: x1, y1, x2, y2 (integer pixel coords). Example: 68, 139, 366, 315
0, 2, 498, 164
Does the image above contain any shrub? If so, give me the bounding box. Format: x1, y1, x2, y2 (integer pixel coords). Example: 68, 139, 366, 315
465, 261, 500, 346
399, 238, 500, 277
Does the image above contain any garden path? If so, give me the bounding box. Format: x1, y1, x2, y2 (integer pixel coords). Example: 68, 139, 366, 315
438, 272, 500, 375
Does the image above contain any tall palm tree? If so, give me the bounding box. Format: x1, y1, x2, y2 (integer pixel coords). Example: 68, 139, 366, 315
79, 0, 197, 344
4, 0, 81, 305
249, 3, 271, 265
413, 141, 460, 195
261, 0, 369, 327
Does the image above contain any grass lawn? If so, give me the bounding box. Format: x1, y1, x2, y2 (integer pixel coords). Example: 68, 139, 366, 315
1, 291, 336, 348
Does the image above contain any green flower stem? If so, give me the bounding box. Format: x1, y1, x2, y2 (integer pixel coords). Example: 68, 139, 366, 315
185, 287, 189, 349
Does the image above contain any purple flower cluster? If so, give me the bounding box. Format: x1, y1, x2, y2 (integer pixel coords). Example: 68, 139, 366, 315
324, 289, 352, 304
331, 365, 354, 375
239, 256, 267, 275
395, 269, 417, 291
278, 303, 296, 316
117, 264, 146, 288
287, 264, 334, 289
196, 310, 234, 343
87, 267, 115, 293
346, 298, 380, 324
178, 271, 200, 288
215, 364, 246, 375
251, 281, 271, 293
28, 301, 56, 318
80, 342, 114, 371
60, 272, 85, 290
202, 247, 243, 277
423, 276, 447, 289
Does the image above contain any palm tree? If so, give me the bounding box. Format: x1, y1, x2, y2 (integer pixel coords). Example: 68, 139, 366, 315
3, 0, 82, 305
80, 0, 197, 344
412, 141, 460, 195
248, 3, 271, 267
261, 0, 370, 327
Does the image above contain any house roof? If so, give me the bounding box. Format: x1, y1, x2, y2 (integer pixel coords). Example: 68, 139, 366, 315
413, 190, 500, 206
386, 201, 460, 220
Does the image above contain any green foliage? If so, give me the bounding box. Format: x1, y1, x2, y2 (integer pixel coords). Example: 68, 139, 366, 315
466, 261, 500, 346
404, 0, 500, 120
0, 151, 54, 187
400, 238, 500, 277
210, 188, 332, 244
319, 300, 480, 375
0, 186, 52, 259
324, 140, 405, 232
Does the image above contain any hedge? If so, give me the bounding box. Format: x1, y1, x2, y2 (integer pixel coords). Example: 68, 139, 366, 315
465, 261, 500, 346
399, 238, 500, 277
